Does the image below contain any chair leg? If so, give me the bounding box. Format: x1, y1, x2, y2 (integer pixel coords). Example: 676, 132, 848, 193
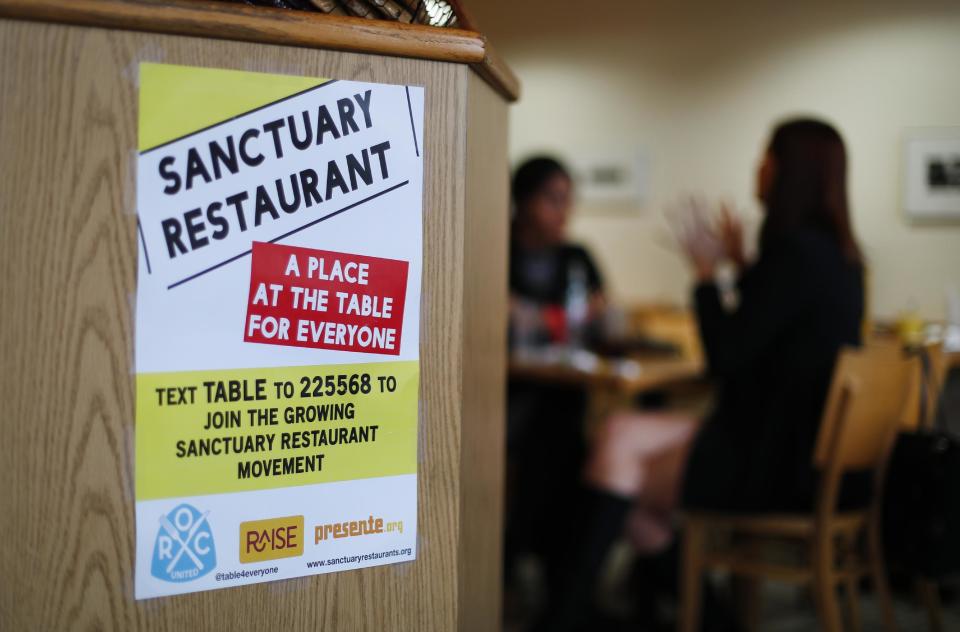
812, 534, 843, 632
678, 519, 706, 632
867, 518, 897, 632
844, 576, 862, 632
839, 533, 861, 632
733, 576, 762, 632
916, 578, 943, 632
732, 534, 765, 632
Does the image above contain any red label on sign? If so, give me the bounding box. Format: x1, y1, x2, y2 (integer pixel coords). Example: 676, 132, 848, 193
243, 242, 408, 355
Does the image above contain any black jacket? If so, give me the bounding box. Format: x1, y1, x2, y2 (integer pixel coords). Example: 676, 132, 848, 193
683, 228, 864, 512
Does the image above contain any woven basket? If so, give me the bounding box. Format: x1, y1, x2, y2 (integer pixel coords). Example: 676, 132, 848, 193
228, 0, 463, 28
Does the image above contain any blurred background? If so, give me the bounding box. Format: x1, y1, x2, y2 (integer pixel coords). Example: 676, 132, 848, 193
475, 1, 960, 631
473, 0, 960, 323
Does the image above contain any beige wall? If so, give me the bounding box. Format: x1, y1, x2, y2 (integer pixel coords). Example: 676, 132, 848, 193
474, 0, 960, 320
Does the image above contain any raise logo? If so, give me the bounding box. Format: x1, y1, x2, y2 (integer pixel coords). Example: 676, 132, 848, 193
151, 504, 216, 582
240, 515, 304, 563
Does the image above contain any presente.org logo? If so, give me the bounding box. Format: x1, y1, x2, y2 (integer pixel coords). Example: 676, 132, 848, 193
314, 515, 401, 543
151, 503, 216, 582
240, 515, 305, 563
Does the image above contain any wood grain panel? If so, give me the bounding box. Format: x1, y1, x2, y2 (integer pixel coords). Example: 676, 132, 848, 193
457, 71, 509, 632
0, 0, 519, 101
0, 17, 506, 631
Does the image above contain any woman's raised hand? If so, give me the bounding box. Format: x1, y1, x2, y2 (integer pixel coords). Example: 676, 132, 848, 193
668, 198, 725, 282
717, 203, 746, 268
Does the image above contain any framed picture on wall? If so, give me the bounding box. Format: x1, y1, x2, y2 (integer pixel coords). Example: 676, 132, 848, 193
903, 127, 960, 222
564, 146, 650, 213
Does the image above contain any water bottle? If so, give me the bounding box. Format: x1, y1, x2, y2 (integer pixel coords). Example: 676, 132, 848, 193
946, 284, 960, 352
565, 262, 589, 348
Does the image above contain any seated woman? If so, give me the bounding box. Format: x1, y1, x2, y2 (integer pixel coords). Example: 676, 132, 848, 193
504, 156, 607, 610
509, 156, 605, 347
545, 119, 865, 630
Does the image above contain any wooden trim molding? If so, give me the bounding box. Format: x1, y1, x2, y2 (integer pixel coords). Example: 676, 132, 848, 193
0, 0, 519, 101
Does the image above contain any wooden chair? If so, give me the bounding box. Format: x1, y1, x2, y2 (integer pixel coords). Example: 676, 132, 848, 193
678, 344, 912, 632
627, 303, 703, 363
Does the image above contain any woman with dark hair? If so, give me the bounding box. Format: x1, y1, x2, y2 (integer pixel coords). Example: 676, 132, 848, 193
544, 119, 865, 630
682, 118, 863, 513
509, 156, 605, 341
504, 156, 607, 619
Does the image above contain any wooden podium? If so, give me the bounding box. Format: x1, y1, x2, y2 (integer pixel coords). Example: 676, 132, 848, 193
0, 1, 515, 630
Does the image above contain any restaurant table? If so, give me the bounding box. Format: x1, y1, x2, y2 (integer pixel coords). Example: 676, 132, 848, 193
510, 351, 704, 396
509, 347, 708, 427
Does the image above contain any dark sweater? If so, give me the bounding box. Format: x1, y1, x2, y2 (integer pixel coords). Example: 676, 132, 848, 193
683, 228, 865, 512
509, 242, 603, 306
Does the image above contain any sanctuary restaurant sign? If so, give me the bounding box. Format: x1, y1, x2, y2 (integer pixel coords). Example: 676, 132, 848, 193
133, 63, 423, 599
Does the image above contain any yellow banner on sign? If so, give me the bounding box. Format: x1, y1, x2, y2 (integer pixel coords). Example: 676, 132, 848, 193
137, 63, 330, 152
136, 361, 418, 500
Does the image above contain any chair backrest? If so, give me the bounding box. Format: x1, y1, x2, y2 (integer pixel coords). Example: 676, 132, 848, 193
627, 304, 702, 362
812, 344, 912, 485
899, 342, 948, 432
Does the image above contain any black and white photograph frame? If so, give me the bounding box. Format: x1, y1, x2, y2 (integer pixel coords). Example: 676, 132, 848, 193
902, 127, 960, 222
564, 146, 650, 213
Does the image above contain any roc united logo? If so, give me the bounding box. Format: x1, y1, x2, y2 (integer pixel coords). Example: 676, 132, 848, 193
151, 504, 216, 582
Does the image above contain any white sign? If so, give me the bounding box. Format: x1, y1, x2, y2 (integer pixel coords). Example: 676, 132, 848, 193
134, 63, 423, 599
